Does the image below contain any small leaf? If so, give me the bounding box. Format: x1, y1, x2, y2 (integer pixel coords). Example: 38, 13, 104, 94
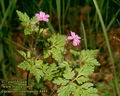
51, 48, 63, 62
35, 60, 43, 68
30, 66, 44, 83
26, 51, 31, 58
44, 64, 58, 80
43, 49, 50, 58
80, 50, 99, 59
47, 34, 66, 62
18, 50, 26, 58
18, 60, 31, 71
53, 78, 69, 85
76, 76, 89, 84
76, 65, 94, 77
58, 61, 69, 68
84, 57, 100, 66
58, 83, 76, 96
73, 87, 82, 96
81, 83, 93, 89
16, 10, 30, 25
84, 87, 98, 96
63, 67, 75, 80
24, 27, 32, 35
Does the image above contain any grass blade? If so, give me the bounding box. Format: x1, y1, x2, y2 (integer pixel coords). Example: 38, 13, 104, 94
93, 0, 120, 96
81, 21, 87, 49
56, 0, 61, 33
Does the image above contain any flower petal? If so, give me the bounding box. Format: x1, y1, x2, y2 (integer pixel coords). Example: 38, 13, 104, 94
70, 31, 76, 37
73, 40, 78, 46
67, 36, 74, 40
35, 11, 49, 22
75, 35, 81, 40
74, 39, 80, 43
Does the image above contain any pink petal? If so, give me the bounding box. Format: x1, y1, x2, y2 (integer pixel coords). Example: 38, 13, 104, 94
70, 31, 76, 37
73, 39, 80, 46
72, 40, 78, 46
35, 13, 39, 17
35, 11, 49, 22
45, 14, 50, 18
74, 38, 80, 42
43, 18, 49, 22
35, 14, 40, 19
40, 11, 45, 16
67, 36, 74, 40
75, 35, 81, 40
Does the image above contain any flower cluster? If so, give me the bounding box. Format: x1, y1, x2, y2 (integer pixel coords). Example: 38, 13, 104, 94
35, 11, 49, 22
67, 31, 81, 46
35, 11, 81, 47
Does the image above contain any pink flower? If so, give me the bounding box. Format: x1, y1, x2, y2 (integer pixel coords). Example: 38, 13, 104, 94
35, 11, 49, 22
67, 31, 81, 46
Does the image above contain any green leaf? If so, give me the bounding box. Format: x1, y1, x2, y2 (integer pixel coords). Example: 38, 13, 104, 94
63, 67, 75, 80
24, 27, 32, 35
43, 49, 51, 58
30, 65, 44, 83
81, 83, 93, 89
48, 34, 66, 47
44, 64, 58, 80
51, 47, 63, 62
17, 11, 39, 35
70, 49, 80, 57
35, 60, 43, 68
76, 65, 94, 77
30, 17, 39, 33
80, 50, 99, 59
16, 10, 30, 26
30, 16, 38, 25
75, 49, 100, 78
26, 51, 31, 58
84, 57, 100, 66
82, 87, 98, 96
47, 34, 66, 62
73, 87, 82, 96
73, 87, 98, 96
58, 83, 76, 96
17, 50, 26, 58
76, 76, 89, 84
18, 60, 31, 71
58, 61, 69, 68
53, 78, 69, 85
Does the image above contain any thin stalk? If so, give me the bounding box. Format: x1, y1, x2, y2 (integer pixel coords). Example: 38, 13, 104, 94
47, 22, 56, 33
93, 0, 120, 96
112, 0, 120, 6
8, 0, 17, 22
26, 71, 30, 87
0, 0, 14, 29
4, 38, 28, 51
81, 21, 87, 49
49, 0, 52, 16
0, 0, 5, 15
26, 71, 30, 96
64, 0, 70, 17
2, 61, 7, 80
116, 19, 120, 26
56, 0, 61, 33
106, 9, 120, 31
105, 0, 109, 24
87, 13, 95, 49
62, 0, 65, 33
